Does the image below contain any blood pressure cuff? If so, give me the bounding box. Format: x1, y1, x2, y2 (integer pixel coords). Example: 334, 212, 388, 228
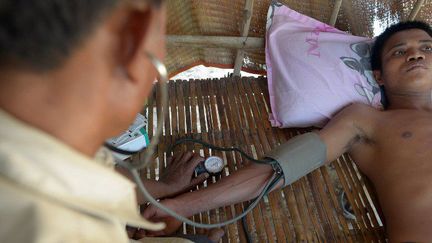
265, 132, 327, 187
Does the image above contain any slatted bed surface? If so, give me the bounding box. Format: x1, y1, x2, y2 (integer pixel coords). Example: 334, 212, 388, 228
134, 76, 386, 242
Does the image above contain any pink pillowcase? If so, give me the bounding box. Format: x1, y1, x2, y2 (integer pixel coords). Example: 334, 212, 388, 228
266, 4, 382, 128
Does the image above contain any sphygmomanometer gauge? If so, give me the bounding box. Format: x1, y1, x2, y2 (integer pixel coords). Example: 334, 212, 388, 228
195, 156, 224, 175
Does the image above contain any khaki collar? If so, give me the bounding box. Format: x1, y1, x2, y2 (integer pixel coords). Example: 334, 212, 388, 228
0, 109, 164, 231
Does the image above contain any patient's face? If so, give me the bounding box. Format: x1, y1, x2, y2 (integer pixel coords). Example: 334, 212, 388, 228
380, 29, 432, 94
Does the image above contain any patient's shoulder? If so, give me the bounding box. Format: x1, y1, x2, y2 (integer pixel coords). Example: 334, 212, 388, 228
334, 103, 380, 123
329, 103, 381, 137
342, 103, 378, 115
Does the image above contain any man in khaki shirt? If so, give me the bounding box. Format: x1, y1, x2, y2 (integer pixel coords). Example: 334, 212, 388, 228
0, 0, 216, 242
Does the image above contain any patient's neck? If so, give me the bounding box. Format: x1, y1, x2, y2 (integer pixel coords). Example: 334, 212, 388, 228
386, 90, 432, 112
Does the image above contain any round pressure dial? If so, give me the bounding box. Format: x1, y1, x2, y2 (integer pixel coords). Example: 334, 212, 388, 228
204, 156, 224, 174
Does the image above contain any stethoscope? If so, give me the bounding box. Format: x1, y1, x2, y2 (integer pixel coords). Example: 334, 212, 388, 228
104, 53, 282, 231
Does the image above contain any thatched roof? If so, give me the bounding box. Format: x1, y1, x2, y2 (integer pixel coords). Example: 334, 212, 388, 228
165, 0, 432, 77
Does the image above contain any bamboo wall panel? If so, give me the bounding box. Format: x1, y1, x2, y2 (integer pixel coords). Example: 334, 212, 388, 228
166, 0, 432, 77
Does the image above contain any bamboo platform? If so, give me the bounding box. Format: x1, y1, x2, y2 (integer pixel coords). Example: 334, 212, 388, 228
136, 76, 387, 242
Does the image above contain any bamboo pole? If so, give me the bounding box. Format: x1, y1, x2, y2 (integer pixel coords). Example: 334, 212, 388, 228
408, 0, 425, 20
233, 0, 255, 77
166, 35, 264, 49
329, 0, 343, 26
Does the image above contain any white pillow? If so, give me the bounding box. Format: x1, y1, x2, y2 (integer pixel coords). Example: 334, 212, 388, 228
266, 3, 382, 128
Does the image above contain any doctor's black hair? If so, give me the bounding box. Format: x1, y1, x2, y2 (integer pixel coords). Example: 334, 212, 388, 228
0, 0, 162, 72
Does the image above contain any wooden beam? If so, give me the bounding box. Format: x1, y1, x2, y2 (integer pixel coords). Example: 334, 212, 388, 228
233, 0, 254, 77
166, 35, 264, 49
408, 0, 425, 20
329, 0, 343, 26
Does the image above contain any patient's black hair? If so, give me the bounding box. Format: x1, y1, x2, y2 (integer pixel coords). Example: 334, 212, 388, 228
371, 21, 432, 110
0, 0, 162, 72
371, 21, 432, 71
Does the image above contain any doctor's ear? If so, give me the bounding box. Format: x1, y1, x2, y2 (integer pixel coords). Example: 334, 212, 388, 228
373, 70, 383, 85
117, 6, 154, 79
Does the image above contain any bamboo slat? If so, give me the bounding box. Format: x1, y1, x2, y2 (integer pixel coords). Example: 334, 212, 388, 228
408, 0, 426, 20
138, 77, 387, 242
329, 0, 343, 26
233, 0, 255, 76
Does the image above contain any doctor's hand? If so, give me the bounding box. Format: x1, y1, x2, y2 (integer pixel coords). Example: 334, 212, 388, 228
141, 199, 183, 236
159, 152, 209, 198
142, 200, 225, 241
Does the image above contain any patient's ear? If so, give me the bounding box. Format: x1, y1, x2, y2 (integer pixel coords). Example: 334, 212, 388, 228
373, 70, 383, 85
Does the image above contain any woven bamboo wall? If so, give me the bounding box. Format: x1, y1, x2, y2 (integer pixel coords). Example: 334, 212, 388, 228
165, 0, 432, 77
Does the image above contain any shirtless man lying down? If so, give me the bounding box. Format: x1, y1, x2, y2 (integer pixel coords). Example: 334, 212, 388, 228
144, 21, 432, 242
